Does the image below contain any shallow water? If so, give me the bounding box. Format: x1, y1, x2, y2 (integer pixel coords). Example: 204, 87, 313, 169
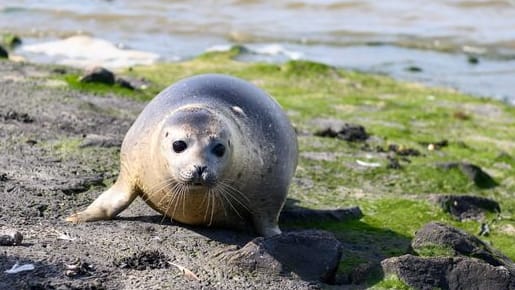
1, 0, 515, 103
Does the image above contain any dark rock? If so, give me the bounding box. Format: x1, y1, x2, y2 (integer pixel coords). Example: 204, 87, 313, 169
80, 134, 122, 148
436, 195, 501, 221
406, 66, 423, 72
25, 139, 38, 146
115, 77, 135, 90
0, 45, 7, 58
114, 250, 170, 270
412, 222, 514, 273
280, 206, 363, 224
221, 230, 343, 283
436, 162, 497, 188
459, 163, 498, 188
315, 123, 369, 142
468, 55, 479, 64
79, 66, 115, 85
116, 76, 151, 90
381, 254, 514, 290
0, 230, 23, 246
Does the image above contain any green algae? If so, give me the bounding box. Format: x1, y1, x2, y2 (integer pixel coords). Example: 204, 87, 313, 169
415, 244, 456, 257
58, 47, 515, 286
371, 275, 412, 290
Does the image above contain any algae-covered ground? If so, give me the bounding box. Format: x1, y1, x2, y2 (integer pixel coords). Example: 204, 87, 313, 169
1, 49, 514, 289
125, 48, 515, 259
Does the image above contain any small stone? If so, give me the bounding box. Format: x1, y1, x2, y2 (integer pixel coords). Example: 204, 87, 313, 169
25, 139, 38, 146
64, 258, 95, 277
0, 45, 7, 58
79, 66, 115, 85
436, 162, 497, 188
468, 55, 479, 64
436, 195, 500, 221
115, 77, 135, 90
406, 66, 423, 72
0, 230, 23, 246
459, 163, 497, 188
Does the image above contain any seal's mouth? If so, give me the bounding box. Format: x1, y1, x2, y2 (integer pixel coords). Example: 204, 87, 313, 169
186, 180, 215, 189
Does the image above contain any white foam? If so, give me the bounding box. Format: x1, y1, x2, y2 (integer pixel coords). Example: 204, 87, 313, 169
205, 43, 304, 60
250, 44, 304, 60
205, 44, 233, 52
21, 35, 160, 69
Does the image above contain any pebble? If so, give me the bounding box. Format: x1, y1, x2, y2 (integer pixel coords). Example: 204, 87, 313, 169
0, 230, 23, 246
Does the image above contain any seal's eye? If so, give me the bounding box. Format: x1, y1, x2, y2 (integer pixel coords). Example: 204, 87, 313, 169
173, 140, 187, 153
212, 143, 225, 157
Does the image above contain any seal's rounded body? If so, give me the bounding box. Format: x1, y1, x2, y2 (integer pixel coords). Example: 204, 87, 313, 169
67, 74, 298, 237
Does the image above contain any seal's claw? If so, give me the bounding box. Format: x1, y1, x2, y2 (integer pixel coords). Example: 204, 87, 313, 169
65, 212, 83, 223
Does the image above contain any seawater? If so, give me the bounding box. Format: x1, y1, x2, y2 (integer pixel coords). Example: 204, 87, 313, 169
1, 0, 515, 103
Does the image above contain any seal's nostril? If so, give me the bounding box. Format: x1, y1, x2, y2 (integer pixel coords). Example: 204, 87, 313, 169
195, 165, 207, 175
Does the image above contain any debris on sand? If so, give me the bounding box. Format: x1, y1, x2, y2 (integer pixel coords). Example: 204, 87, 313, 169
4, 263, 35, 274
169, 262, 201, 281
356, 159, 381, 168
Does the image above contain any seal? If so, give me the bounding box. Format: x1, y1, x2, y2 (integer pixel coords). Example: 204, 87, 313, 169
66, 74, 298, 237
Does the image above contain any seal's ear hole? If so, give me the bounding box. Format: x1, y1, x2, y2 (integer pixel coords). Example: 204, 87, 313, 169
173, 140, 187, 153
212, 143, 226, 157
165, 132, 169, 138
227, 140, 231, 147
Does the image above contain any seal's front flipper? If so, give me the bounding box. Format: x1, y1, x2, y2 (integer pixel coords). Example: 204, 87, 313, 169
252, 213, 282, 238
66, 181, 137, 223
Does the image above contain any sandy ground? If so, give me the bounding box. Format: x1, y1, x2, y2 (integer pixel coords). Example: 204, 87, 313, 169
0, 61, 322, 289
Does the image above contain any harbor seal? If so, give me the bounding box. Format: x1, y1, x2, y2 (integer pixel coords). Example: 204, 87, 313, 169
67, 74, 298, 237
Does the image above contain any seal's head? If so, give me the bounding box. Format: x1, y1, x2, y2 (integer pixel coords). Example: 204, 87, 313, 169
160, 106, 232, 190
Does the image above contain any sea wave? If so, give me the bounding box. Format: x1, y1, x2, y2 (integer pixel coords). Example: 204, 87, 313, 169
20, 35, 161, 68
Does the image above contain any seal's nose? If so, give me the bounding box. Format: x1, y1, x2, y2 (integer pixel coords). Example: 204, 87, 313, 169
195, 165, 207, 175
